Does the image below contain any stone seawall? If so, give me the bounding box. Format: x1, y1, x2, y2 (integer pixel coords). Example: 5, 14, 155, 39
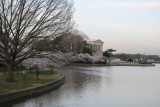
117, 63, 155, 66
0, 73, 65, 104
69, 63, 155, 66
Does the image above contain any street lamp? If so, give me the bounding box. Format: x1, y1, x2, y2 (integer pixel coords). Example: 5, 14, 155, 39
23, 69, 26, 88
36, 61, 39, 80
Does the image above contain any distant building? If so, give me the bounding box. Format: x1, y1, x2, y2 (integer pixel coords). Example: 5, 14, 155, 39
79, 31, 104, 56
86, 39, 104, 56
147, 59, 155, 63
60, 31, 104, 56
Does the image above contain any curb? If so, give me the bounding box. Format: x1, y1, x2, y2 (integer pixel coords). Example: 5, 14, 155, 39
0, 73, 65, 104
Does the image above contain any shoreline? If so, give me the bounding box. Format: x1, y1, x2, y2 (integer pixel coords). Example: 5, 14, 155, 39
117, 63, 155, 66
69, 63, 155, 66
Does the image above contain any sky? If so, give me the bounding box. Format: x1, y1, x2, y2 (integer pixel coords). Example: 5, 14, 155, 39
73, 0, 160, 55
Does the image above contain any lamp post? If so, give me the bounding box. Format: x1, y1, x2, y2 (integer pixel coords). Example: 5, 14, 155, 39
17, 64, 19, 74
3, 61, 6, 75
50, 62, 52, 74
23, 69, 26, 88
51, 62, 53, 74
36, 61, 39, 80
42, 61, 43, 71
29, 64, 32, 72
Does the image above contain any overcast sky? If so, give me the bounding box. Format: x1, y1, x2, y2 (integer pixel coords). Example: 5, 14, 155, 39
73, 0, 160, 55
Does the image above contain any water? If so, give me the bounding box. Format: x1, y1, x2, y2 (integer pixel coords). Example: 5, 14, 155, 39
13, 64, 160, 107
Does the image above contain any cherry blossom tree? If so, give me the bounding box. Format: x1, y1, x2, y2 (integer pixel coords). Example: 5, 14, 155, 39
71, 53, 105, 64
22, 51, 72, 70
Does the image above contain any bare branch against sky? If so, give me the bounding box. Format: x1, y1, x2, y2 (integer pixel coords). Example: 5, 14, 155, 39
0, 0, 74, 81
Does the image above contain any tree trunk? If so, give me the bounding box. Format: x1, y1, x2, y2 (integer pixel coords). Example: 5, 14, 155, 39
7, 63, 14, 82
108, 59, 111, 66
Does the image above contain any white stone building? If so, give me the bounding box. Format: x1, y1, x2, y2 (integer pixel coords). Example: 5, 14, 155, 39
86, 39, 104, 56
79, 31, 104, 57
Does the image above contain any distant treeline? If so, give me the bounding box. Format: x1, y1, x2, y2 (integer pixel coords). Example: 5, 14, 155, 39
114, 53, 160, 61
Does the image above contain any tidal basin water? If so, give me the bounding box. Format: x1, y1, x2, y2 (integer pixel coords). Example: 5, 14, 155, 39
13, 64, 160, 107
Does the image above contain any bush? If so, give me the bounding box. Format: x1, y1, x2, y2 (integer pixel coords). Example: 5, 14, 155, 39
83, 47, 93, 56
127, 58, 133, 62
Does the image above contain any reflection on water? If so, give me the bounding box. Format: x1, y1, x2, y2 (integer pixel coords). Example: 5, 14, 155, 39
13, 64, 160, 107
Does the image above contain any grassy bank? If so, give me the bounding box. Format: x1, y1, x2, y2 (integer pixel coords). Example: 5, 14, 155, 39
0, 70, 58, 94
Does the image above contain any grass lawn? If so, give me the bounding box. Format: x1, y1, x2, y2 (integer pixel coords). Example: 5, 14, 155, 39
0, 70, 58, 94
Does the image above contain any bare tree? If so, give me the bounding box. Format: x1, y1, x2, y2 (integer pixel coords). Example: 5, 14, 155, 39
0, 0, 74, 81
59, 31, 85, 54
